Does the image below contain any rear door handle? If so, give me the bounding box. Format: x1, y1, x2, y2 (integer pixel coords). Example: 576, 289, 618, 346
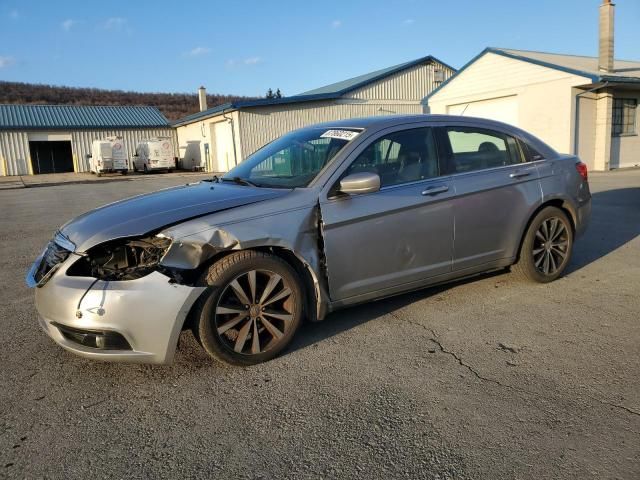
421, 185, 449, 196
509, 171, 531, 179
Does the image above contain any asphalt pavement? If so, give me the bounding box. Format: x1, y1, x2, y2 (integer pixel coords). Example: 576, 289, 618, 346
0, 170, 638, 479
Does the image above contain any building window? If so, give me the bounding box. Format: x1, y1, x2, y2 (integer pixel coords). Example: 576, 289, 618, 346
612, 98, 637, 136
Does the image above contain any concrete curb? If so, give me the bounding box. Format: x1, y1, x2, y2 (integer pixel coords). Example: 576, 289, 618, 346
0, 171, 219, 191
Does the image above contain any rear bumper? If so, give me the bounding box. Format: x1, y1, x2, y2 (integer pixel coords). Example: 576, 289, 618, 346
575, 197, 591, 238
30, 256, 204, 364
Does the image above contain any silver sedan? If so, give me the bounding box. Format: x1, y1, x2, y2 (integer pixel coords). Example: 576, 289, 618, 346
26, 115, 591, 365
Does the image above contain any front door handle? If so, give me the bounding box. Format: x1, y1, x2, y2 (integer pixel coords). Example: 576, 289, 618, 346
509, 171, 531, 179
422, 185, 449, 196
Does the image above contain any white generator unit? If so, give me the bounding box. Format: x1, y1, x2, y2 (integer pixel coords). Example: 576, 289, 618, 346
133, 137, 175, 173
88, 137, 129, 176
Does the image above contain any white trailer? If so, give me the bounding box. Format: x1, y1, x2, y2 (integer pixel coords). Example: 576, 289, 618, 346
88, 136, 129, 176
133, 137, 175, 173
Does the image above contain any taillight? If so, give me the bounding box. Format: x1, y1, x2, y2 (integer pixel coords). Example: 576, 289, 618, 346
575, 161, 588, 181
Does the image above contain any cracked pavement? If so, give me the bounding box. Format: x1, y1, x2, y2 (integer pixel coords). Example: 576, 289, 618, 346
1, 170, 639, 479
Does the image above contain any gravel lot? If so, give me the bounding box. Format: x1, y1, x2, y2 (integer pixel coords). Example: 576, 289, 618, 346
1, 170, 638, 479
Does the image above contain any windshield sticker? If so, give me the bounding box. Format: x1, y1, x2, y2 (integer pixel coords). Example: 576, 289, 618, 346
320, 129, 360, 141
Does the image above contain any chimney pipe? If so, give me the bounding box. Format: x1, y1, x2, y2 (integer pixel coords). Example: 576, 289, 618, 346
198, 86, 207, 112
598, 0, 615, 72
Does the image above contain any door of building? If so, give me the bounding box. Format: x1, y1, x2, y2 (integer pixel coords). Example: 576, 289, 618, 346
29, 141, 74, 174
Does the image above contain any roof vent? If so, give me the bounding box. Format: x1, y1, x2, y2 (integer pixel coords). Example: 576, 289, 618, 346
434, 70, 445, 83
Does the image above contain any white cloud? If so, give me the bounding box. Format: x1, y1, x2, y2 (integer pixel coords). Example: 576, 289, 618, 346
403, 18, 415, 25
61, 19, 77, 31
185, 46, 211, 57
103, 17, 126, 30
0, 56, 15, 69
226, 57, 263, 68
331, 19, 342, 29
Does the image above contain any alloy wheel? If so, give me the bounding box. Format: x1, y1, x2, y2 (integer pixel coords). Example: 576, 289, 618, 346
214, 269, 294, 355
532, 217, 569, 275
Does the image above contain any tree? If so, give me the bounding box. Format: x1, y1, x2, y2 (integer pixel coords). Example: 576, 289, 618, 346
265, 88, 283, 99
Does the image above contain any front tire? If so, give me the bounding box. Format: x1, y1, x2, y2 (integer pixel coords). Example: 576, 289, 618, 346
512, 206, 573, 283
194, 251, 304, 366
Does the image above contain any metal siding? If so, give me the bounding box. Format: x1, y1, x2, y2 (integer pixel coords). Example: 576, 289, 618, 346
0, 128, 176, 176
0, 131, 31, 175
71, 128, 177, 172
346, 62, 455, 101
238, 101, 423, 159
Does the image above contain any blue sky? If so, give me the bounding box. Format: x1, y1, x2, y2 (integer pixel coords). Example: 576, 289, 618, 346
0, 0, 638, 96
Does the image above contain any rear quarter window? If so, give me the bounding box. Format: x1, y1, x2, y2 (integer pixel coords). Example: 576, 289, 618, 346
519, 141, 545, 162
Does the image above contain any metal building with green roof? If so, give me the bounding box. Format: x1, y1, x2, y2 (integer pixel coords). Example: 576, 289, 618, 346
174, 55, 455, 173
0, 104, 174, 176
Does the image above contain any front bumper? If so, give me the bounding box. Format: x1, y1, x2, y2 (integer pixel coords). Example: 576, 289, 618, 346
29, 254, 204, 364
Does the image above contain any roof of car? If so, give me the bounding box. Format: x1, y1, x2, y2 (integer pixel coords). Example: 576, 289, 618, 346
299, 113, 521, 130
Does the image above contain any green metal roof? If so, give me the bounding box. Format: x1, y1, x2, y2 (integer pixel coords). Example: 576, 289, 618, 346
0, 104, 170, 130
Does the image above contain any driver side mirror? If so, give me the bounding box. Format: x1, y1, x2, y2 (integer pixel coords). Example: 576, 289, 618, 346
339, 172, 381, 195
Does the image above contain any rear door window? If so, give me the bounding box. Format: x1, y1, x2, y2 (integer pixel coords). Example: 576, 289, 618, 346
445, 127, 524, 173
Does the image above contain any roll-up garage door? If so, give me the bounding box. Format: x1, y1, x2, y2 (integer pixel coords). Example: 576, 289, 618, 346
447, 96, 519, 127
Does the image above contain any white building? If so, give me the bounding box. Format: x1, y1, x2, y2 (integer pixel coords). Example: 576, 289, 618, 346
174, 55, 455, 173
0, 105, 175, 176
427, 1, 639, 171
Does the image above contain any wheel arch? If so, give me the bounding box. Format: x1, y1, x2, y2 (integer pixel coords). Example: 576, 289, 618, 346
515, 198, 576, 263
181, 246, 323, 333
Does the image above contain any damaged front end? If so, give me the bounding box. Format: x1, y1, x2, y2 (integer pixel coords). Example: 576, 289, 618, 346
67, 235, 173, 281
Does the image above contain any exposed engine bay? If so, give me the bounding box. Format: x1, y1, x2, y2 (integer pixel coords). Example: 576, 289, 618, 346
68, 236, 172, 281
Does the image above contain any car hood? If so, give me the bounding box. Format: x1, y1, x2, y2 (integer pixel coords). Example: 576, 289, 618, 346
59, 181, 290, 252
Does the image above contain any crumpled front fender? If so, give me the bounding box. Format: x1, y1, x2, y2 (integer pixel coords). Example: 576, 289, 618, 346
159, 204, 330, 320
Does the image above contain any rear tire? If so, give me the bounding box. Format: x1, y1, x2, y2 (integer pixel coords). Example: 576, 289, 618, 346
512, 206, 573, 283
194, 251, 303, 366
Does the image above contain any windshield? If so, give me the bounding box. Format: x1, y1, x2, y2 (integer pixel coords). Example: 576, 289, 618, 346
223, 127, 361, 188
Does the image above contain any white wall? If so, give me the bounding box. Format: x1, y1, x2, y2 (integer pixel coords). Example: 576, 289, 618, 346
175, 110, 241, 173
428, 52, 593, 157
